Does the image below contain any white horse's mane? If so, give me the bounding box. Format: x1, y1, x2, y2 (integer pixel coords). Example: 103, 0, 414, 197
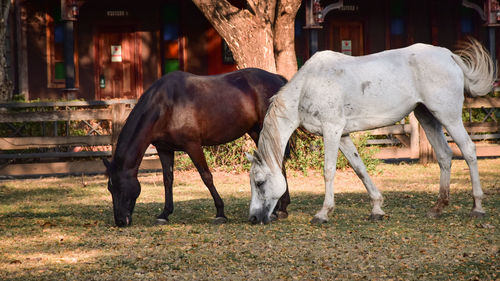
258, 94, 287, 169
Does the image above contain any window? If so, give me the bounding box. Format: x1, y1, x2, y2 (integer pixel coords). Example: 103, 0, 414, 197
459, 6, 475, 40
162, 4, 181, 74
46, 8, 78, 88
389, 0, 406, 49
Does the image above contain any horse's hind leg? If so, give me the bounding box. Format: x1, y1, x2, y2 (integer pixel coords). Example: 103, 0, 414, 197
424, 104, 485, 217
414, 105, 453, 218
440, 122, 484, 217
339, 135, 385, 220
185, 144, 227, 224
156, 148, 174, 224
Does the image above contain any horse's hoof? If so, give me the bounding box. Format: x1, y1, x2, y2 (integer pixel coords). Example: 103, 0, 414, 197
270, 213, 278, 222
470, 210, 485, 218
276, 211, 289, 220
368, 214, 384, 221
213, 217, 228, 224
155, 218, 169, 225
310, 216, 328, 225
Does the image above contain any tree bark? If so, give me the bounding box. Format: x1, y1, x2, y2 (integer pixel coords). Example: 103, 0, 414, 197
0, 0, 12, 102
192, 0, 301, 80
273, 0, 300, 80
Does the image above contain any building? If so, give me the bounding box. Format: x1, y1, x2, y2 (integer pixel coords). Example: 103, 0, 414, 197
7, 0, 500, 101
10, 0, 237, 101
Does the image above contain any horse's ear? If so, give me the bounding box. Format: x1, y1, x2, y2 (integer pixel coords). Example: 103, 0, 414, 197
245, 151, 262, 164
245, 152, 255, 163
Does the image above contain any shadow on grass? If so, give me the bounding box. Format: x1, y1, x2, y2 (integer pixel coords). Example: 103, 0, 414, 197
2, 186, 499, 229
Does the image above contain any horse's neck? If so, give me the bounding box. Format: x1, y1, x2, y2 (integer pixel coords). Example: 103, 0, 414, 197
114, 137, 150, 175
113, 111, 154, 174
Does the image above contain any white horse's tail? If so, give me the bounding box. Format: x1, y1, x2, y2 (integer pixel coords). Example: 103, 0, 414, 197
452, 38, 496, 97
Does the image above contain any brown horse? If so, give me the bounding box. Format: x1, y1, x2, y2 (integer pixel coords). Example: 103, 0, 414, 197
103, 68, 289, 227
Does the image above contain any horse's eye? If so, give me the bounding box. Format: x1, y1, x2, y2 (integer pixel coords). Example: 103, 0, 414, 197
255, 180, 265, 188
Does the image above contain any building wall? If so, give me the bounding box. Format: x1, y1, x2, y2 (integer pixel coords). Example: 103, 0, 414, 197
297, 0, 491, 61
15, 0, 499, 101
20, 0, 236, 101
25, 1, 54, 100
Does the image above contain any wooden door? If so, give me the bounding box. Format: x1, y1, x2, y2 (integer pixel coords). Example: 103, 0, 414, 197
95, 29, 141, 99
328, 21, 364, 56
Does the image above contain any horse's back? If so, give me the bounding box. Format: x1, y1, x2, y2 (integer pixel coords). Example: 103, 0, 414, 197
155, 68, 284, 102
293, 44, 465, 133
303, 43, 462, 98
144, 69, 286, 146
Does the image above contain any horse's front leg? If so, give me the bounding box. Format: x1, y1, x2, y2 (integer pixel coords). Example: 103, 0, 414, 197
311, 125, 343, 224
185, 143, 227, 224
339, 135, 385, 220
156, 148, 174, 225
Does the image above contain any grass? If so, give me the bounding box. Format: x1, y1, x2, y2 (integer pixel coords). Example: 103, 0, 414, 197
0, 158, 499, 280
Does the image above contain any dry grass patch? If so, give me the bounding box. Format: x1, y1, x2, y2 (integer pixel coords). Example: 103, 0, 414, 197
0, 159, 499, 280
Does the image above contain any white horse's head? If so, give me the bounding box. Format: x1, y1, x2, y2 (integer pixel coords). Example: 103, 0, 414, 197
246, 151, 287, 224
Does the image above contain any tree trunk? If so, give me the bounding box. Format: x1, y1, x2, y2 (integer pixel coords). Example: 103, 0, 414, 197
192, 0, 301, 80
0, 0, 12, 102
273, 0, 300, 80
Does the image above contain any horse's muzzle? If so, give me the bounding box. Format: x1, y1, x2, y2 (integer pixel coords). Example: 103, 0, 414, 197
249, 207, 271, 225
115, 215, 132, 227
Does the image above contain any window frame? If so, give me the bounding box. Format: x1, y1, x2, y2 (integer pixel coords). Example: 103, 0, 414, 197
46, 13, 79, 89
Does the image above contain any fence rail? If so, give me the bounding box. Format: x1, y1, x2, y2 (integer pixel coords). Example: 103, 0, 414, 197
367, 97, 500, 161
0, 97, 499, 177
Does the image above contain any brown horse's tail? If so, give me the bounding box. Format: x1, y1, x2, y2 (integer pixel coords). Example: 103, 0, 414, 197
452, 37, 496, 97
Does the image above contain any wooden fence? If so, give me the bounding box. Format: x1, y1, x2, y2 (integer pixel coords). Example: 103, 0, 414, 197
368, 97, 500, 162
0, 100, 163, 177
0, 97, 499, 177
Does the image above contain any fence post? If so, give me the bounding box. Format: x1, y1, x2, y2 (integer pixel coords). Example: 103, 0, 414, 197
409, 112, 419, 159
111, 103, 127, 156
418, 123, 436, 164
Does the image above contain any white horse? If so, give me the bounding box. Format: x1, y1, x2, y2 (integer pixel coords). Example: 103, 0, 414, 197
246, 38, 496, 224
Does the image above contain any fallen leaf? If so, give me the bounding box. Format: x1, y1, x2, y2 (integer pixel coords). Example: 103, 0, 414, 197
476, 223, 495, 229
40, 221, 57, 228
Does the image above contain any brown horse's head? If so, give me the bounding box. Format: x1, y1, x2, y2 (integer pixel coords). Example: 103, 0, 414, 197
103, 159, 141, 227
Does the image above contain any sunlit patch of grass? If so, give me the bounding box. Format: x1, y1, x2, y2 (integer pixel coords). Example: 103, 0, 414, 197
0, 159, 499, 280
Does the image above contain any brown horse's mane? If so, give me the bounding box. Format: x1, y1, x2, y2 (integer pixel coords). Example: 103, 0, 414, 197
113, 84, 161, 171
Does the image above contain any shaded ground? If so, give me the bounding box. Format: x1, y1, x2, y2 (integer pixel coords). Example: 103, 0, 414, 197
0, 159, 499, 280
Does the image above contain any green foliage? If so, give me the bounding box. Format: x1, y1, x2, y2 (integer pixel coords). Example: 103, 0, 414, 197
286, 130, 380, 174
11, 93, 26, 102
203, 137, 252, 172
172, 131, 380, 173
286, 130, 324, 173
172, 152, 195, 171
462, 108, 500, 123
